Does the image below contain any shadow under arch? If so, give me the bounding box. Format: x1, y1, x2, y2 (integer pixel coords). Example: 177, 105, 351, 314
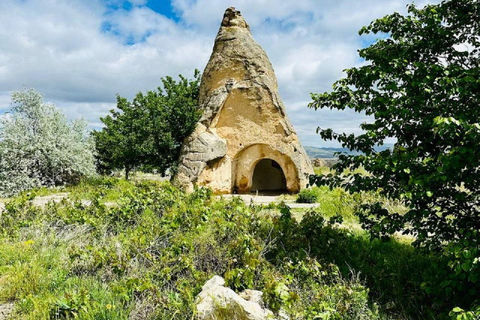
251, 158, 287, 194
232, 143, 300, 194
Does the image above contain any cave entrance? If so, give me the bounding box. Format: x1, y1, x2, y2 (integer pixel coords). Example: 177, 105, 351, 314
251, 159, 287, 194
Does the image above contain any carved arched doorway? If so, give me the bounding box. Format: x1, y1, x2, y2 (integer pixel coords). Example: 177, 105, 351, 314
251, 159, 287, 193
232, 143, 300, 194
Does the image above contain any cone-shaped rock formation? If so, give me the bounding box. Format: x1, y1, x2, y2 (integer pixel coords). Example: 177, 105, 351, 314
174, 7, 313, 193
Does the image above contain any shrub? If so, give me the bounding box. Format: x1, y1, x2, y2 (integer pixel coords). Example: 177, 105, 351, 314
0, 88, 96, 197
7, 180, 473, 318
296, 187, 320, 203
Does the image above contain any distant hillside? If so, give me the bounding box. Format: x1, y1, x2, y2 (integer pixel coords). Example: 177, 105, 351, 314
304, 145, 393, 159
304, 146, 352, 158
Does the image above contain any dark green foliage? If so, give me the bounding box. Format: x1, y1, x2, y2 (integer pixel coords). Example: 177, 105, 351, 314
310, 0, 479, 313
93, 70, 201, 179
296, 187, 321, 203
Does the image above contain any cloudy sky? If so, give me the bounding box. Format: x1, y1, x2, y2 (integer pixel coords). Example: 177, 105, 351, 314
0, 0, 439, 147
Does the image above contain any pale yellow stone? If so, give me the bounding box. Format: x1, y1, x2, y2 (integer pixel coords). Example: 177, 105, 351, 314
174, 7, 313, 194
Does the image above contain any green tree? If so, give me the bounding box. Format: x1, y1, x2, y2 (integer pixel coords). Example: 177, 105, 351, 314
0, 88, 96, 196
93, 70, 201, 179
310, 0, 479, 309
93, 95, 148, 180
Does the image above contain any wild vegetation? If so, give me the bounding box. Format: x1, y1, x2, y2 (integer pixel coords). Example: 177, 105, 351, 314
0, 179, 376, 319
1, 177, 477, 320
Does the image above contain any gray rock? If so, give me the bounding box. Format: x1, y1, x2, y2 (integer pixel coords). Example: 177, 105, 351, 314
195, 276, 275, 320
239, 289, 265, 308
187, 131, 227, 162
0, 302, 14, 320
312, 158, 328, 167
202, 275, 226, 291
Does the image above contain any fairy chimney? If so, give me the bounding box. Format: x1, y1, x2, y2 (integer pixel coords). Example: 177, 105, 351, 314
174, 7, 313, 193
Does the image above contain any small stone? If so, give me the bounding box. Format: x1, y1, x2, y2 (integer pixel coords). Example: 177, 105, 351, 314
0, 302, 14, 320
312, 158, 328, 167
195, 276, 276, 320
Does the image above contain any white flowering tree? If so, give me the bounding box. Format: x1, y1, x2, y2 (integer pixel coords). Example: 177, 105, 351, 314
0, 88, 96, 197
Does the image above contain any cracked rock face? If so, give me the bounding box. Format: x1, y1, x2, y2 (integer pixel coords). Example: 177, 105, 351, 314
195, 276, 275, 320
174, 7, 313, 193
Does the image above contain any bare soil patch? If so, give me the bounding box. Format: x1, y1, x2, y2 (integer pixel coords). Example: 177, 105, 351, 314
219, 194, 319, 209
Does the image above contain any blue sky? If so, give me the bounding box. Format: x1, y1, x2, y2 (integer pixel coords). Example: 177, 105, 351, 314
0, 0, 439, 147
145, 0, 178, 20
105, 0, 176, 17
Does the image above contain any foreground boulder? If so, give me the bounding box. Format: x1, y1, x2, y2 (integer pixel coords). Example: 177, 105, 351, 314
195, 276, 275, 320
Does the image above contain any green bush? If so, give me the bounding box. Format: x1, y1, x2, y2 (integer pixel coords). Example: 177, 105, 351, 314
296, 187, 320, 203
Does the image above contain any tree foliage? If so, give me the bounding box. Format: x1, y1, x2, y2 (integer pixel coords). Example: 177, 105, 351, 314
310, 0, 479, 308
93, 71, 201, 179
0, 89, 96, 197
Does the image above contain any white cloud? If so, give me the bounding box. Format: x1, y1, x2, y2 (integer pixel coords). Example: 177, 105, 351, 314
0, 95, 12, 113
105, 6, 177, 43
0, 0, 441, 147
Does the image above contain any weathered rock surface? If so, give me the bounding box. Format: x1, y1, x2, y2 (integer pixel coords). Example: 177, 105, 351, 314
195, 276, 274, 320
312, 158, 328, 168
0, 302, 14, 320
175, 7, 313, 194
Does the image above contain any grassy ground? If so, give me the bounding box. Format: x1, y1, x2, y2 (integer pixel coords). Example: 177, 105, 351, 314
0, 175, 468, 319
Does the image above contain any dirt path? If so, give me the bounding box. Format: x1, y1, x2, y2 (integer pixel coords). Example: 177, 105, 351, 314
219, 194, 319, 209
0, 193, 318, 213
30, 193, 70, 206
0, 193, 92, 214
